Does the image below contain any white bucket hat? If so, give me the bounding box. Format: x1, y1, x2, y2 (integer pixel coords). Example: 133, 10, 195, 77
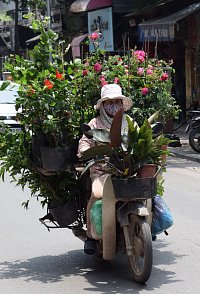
95, 84, 133, 111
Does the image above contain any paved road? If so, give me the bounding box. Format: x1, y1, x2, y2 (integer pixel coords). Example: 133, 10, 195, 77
0, 157, 200, 293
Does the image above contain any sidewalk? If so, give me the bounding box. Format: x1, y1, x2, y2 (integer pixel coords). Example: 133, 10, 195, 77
167, 126, 200, 163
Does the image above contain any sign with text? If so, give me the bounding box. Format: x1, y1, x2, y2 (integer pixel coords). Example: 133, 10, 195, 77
139, 24, 175, 42
88, 7, 114, 52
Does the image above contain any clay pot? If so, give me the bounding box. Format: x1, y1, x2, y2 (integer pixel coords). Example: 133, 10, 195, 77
137, 164, 157, 178
161, 145, 167, 162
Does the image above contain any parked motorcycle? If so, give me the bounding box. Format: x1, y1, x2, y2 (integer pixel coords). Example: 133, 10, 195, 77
185, 110, 200, 153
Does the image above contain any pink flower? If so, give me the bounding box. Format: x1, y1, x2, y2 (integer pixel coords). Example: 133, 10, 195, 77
84, 62, 89, 67
101, 81, 108, 87
134, 50, 146, 62
137, 67, 144, 76
94, 63, 102, 72
160, 72, 169, 81
146, 69, 153, 75
100, 75, 105, 82
137, 55, 145, 62
82, 69, 88, 76
141, 87, 149, 96
148, 65, 153, 70
114, 77, 119, 84
89, 32, 100, 41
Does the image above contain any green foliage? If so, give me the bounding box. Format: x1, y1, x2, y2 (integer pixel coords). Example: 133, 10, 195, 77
70, 39, 180, 125
81, 113, 171, 178
4, 15, 80, 147
0, 16, 81, 208
0, 17, 176, 208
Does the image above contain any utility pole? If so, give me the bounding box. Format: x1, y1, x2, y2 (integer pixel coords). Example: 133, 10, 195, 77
14, 0, 19, 54
46, 0, 53, 63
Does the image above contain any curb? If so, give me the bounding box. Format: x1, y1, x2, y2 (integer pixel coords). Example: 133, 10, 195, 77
168, 147, 200, 164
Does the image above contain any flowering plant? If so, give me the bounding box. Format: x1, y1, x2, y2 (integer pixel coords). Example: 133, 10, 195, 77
5, 17, 79, 147
0, 17, 81, 209
72, 32, 179, 125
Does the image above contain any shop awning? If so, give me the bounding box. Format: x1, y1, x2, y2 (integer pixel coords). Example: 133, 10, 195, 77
70, 0, 112, 13
71, 33, 88, 58
139, 2, 200, 42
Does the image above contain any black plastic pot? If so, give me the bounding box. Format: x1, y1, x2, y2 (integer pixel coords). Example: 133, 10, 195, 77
48, 199, 78, 227
69, 138, 79, 164
31, 134, 48, 167
111, 176, 157, 200
40, 147, 70, 171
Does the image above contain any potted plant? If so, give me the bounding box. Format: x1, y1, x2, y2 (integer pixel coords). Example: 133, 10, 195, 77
80, 109, 170, 197
0, 127, 80, 226
4, 16, 81, 171
0, 16, 83, 223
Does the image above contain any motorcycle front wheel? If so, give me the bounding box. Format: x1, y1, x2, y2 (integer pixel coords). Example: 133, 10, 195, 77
189, 127, 200, 153
124, 214, 152, 284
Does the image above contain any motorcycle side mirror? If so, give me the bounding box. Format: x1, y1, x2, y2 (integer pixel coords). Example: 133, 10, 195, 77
151, 122, 163, 135
81, 123, 93, 139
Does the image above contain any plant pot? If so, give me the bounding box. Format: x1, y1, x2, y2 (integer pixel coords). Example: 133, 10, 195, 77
40, 147, 70, 171
31, 134, 48, 167
163, 117, 173, 134
69, 138, 79, 164
111, 176, 157, 199
161, 145, 167, 162
137, 164, 157, 178
48, 199, 78, 227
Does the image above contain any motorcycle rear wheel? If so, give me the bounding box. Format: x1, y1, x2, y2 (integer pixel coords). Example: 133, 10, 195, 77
125, 214, 152, 284
189, 127, 200, 153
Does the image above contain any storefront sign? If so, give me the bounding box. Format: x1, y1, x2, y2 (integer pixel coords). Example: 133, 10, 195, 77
139, 24, 175, 42
88, 7, 114, 52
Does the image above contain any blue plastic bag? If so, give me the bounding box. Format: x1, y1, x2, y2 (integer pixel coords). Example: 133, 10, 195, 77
151, 195, 173, 235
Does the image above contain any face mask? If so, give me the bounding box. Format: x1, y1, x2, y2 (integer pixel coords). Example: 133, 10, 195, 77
103, 103, 123, 117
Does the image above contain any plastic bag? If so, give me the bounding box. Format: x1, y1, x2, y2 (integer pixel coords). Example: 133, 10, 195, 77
151, 195, 173, 235
90, 200, 102, 238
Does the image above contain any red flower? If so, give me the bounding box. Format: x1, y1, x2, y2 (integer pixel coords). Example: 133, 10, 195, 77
56, 70, 64, 80
27, 86, 36, 96
44, 79, 54, 89
82, 69, 88, 76
94, 63, 102, 72
160, 72, 169, 81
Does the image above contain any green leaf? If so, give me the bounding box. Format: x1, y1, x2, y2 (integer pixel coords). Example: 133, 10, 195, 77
81, 144, 114, 160
0, 81, 10, 91
88, 129, 110, 143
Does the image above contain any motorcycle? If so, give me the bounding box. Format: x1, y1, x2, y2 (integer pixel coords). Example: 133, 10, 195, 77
40, 122, 163, 284
185, 110, 200, 153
